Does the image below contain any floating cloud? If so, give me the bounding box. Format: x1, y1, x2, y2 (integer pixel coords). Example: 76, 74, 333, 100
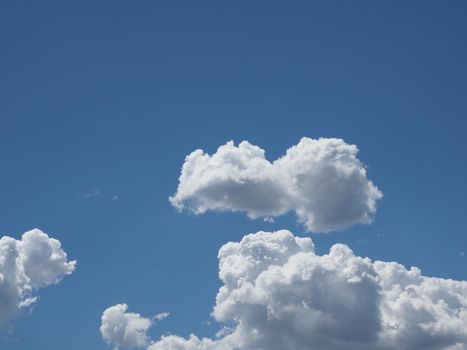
84, 189, 100, 198
107, 230, 467, 350
0, 228, 76, 328
154, 312, 170, 321
100, 304, 155, 349
170, 138, 382, 232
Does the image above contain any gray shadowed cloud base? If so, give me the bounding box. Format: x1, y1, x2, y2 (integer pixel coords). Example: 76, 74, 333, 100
169, 137, 383, 233
101, 230, 467, 350
0, 229, 76, 328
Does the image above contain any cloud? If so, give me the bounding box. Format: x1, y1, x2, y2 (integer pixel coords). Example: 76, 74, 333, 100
0, 228, 76, 328
154, 312, 170, 322
100, 304, 155, 349
170, 138, 382, 232
84, 189, 100, 198
107, 230, 467, 350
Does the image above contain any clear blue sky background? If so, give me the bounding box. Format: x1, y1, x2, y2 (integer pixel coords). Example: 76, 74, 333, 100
1, 1, 466, 349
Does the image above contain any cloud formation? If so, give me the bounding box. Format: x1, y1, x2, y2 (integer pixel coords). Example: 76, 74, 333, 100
154, 312, 170, 321
0, 228, 76, 328
84, 189, 100, 198
170, 138, 382, 232
107, 230, 467, 350
101, 304, 153, 349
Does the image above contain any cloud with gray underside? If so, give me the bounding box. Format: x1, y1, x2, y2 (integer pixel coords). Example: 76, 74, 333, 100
170, 138, 382, 233
0, 229, 76, 328
103, 230, 467, 350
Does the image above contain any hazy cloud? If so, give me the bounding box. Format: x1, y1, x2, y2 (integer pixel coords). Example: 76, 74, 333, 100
154, 312, 170, 321
84, 189, 100, 198
170, 138, 382, 232
0, 229, 76, 328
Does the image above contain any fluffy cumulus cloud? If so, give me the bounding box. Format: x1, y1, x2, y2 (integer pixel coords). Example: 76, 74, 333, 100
169, 138, 382, 232
100, 304, 153, 349
0, 228, 76, 328
108, 230, 467, 350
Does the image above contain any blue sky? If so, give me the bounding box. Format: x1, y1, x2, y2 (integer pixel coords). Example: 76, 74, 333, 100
1, 1, 466, 349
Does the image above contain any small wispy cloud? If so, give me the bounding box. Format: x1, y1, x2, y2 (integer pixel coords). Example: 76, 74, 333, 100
112, 195, 119, 201
154, 312, 170, 322
461, 252, 465, 258
84, 190, 100, 198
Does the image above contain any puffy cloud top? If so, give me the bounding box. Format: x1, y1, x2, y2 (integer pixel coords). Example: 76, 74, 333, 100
100, 304, 153, 349
170, 138, 382, 232
137, 230, 466, 350
0, 228, 76, 328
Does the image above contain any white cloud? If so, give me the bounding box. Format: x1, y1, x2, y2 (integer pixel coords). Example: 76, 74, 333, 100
154, 312, 170, 321
170, 138, 382, 232
100, 304, 154, 349
110, 230, 467, 350
0, 228, 76, 328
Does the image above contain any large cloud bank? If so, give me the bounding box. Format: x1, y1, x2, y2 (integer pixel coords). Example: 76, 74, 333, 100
170, 138, 382, 232
104, 230, 467, 350
0, 228, 76, 328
